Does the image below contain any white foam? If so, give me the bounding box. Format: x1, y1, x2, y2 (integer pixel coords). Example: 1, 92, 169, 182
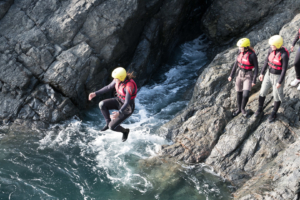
38, 35, 210, 193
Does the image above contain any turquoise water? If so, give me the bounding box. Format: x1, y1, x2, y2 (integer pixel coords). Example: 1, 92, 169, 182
0, 35, 233, 200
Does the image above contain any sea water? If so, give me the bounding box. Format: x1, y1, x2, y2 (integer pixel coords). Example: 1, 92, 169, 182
0, 35, 233, 200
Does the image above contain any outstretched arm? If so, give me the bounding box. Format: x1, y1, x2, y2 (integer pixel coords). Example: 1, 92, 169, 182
89, 80, 116, 101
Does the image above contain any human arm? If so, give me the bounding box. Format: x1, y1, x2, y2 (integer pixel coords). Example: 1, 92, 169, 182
89, 80, 116, 101
119, 89, 132, 117
228, 61, 238, 81
249, 53, 258, 84
277, 52, 289, 86
95, 80, 116, 96
110, 90, 132, 119
291, 31, 300, 50
260, 48, 272, 76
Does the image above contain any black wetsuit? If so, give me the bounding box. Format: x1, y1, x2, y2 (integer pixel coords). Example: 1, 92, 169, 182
95, 80, 135, 133
260, 48, 288, 84
292, 30, 300, 80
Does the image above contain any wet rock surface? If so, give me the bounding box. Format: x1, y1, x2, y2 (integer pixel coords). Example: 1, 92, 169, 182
0, 0, 211, 126
202, 0, 300, 45
158, 13, 300, 199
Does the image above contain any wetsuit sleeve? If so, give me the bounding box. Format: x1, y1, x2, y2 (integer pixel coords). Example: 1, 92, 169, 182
292, 31, 299, 47
278, 52, 289, 84
249, 53, 258, 84
229, 61, 238, 79
119, 89, 132, 116
95, 80, 116, 96
261, 48, 272, 75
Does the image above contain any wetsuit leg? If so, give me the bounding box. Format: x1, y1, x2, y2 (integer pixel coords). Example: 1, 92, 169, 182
109, 116, 131, 133
294, 47, 300, 80
108, 101, 135, 133
269, 101, 281, 122
254, 95, 266, 117
99, 98, 119, 123
233, 92, 243, 117
241, 90, 250, 115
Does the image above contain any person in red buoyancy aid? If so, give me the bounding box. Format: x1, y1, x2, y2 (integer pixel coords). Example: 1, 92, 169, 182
255, 35, 289, 123
290, 28, 300, 90
228, 38, 258, 117
88, 67, 137, 142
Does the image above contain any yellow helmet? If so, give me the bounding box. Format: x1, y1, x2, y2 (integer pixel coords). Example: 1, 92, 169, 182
237, 38, 250, 47
112, 67, 127, 81
269, 35, 283, 49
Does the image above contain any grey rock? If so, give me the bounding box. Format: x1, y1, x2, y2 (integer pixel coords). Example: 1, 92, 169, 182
158, 13, 300, 199
0, 0, 13, 20
43, 42, 92, 108
202, 0, 300, 45
0, 0, 206, 125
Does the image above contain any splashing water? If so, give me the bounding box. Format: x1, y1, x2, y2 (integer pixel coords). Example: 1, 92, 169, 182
0, 35, 233, 200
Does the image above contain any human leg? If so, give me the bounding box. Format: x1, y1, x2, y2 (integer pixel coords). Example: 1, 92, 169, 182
108, 101, 135, 142
99, 98, 119, 131
241, 90, 250, 116
291, 47, 300, 86
255, 72, 272, 117
233, 70, 244, 117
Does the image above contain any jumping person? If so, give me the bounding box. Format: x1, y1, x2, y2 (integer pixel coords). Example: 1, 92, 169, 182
88, 67, 137, 142
254, 35, 289, 122
290, 28, 300, 90
228, 38, 258, 117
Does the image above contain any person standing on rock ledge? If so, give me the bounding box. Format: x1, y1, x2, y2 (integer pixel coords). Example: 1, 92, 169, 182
228, 38, 258, 117
254, 35, 289, 122
290, 28, 300, 90
88, 67, 137, 142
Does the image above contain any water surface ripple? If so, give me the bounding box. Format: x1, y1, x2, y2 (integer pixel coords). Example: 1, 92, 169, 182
0, 35, 233, 200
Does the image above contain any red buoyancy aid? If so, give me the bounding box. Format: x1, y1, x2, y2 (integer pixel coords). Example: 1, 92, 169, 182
237, 50, 255, 70
268, 47, 290, 70
115, 79, 137, 100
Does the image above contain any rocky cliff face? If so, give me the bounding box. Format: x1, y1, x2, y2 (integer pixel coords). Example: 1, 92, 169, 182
158, 1, 300, 199
0, 0, 210, 127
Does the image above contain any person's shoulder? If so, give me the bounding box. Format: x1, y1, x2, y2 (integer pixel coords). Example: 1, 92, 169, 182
280, 48, 289, 56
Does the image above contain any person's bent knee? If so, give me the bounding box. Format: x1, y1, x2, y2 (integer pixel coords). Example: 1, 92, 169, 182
99, 101, 105, 110
108, 123, 116, 130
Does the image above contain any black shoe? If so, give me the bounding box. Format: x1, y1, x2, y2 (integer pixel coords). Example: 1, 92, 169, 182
254, 96, 266, 117
241, 109, 248, 117
233, 92, 243, 117
268, 112, 277, 123
122, 129, 130, 142
101, 123, 109, 131
254, 106, 263, 117
232, 110, 241, 117
268, 101, 281, 123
